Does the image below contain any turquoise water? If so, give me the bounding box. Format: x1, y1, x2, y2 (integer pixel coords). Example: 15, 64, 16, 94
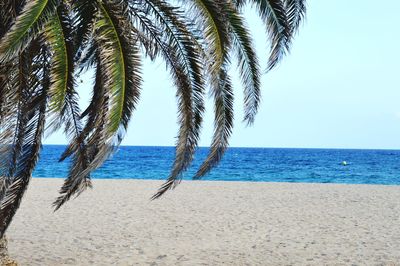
33, 145, 400, 185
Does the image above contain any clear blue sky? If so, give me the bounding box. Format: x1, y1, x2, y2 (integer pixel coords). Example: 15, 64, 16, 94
44, 0, 400, 149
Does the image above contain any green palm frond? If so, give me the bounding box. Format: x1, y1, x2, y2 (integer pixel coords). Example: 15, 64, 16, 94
53, 2, 128, 209
46, 5, 92, 210
186, 0, 230, 84
0, 0, 58, 62
96, 2, 127, 135
54, 1, 145, 209
46, 10, 69, 117
102, 2, 142, 133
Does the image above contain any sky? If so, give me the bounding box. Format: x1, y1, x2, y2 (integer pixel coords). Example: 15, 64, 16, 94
44, 0, 400, 149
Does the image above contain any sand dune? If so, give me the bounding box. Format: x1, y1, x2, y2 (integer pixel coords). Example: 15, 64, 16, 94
6, 179, 400, 265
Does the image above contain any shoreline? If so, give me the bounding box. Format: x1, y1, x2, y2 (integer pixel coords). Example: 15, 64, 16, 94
7, 178, 400, 265
31, 177, 400, 187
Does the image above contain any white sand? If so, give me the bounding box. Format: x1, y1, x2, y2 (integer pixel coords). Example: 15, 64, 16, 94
6, 178, 400, 265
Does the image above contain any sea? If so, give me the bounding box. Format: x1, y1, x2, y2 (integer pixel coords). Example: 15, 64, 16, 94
32, 145, 400, 185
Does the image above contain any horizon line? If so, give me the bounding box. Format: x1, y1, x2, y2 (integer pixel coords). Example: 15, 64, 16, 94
41, 144, 400, 151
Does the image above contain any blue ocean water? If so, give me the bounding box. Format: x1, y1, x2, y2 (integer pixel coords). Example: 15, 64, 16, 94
33, 145, 400, 185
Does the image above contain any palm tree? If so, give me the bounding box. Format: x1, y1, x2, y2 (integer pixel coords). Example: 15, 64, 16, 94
0, 0, 305, 250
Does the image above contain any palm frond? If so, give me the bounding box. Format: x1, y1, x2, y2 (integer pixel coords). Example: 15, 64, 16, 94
53, 56, 104, 209
0, 0, 58, 62
0, 1, 26, 39
71, 0, 98, 61
150, 45, 201, 198
184, 0, 230, 85
102, 2, 142, 134
0, 37, 43, 198
0, 54, 28, 200
45, 5, 93, 210
174, 0, 234, 181
225, 4, 261, 125
195, 67, 234, 178
250, 0, 290, 71
46, 7, 72, 122
96, 2, 127, 135
127, 0, 206, 198
0, 41, 49, 238
284, 0, 306, 38
54, 1, 144, 209
0, 92, 47, 238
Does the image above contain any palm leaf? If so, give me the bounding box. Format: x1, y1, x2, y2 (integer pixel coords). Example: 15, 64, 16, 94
71, 0, 98, 61
185, 0, 230, 85
0, 1, 26, 39
285, 0, 306, 37
0, 53, 29, 200
96, 2, 127, 135
0, 91, 47, 238
45, 5, 93, 210
225, 4, 261, 125
126, 0, 206, 198
0, 0, 58, 62
195, 68, 234, 178
53, 56, 104, 209
46, 9, 70, 118
250, 0, 291, 70
54, 1, 143, 209
0, 41, 49, 238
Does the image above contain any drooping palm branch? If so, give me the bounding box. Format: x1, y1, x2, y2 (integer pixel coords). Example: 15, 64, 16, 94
0, 0, 306, 237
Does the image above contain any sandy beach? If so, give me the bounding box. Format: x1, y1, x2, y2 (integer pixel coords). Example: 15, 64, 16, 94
6, 178, 400, 265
